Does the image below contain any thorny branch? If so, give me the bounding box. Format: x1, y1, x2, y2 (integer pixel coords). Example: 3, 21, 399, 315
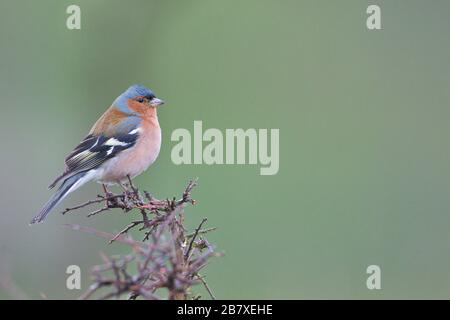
64, 179, 220, 300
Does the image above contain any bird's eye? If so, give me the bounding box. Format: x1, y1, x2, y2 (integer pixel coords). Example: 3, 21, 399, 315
137, 98, 145, 103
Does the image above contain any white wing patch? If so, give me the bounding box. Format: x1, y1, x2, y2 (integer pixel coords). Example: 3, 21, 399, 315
105, 138, 129, 147
106, 146, 115, 156
129, 128, 141, 135
104, 137, 135, 156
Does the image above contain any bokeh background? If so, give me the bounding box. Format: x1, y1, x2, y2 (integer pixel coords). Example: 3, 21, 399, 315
0, 0, 449, 299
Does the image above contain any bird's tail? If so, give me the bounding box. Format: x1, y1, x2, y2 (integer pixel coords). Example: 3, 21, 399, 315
30, 172, 89, 224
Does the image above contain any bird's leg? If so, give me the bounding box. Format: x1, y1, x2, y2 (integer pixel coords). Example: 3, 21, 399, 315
102, 184, 115, 206
118, 176, 141, 205
102, 183, 113, 196
117, 180, 133, 200
117, 180, 137, 208
126, 175, 139, 194
118, 181, 129, 193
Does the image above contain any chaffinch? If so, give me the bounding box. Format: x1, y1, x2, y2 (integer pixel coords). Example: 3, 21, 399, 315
30, 84, 165, 224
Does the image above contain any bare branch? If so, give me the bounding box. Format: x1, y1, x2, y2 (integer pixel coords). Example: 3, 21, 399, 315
65, 179, 220, 300
185, 218, 208, 260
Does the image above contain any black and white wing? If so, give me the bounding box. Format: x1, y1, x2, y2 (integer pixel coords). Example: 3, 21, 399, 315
48, 130, 140, 189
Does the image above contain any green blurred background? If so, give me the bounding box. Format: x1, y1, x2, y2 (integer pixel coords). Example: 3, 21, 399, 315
0, 0, 449, 299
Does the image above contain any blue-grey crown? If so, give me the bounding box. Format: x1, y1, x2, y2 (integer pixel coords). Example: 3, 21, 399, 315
123, 84, 155, 99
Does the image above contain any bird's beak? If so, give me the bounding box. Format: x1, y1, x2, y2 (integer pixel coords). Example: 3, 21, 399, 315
150, 98, 165, 107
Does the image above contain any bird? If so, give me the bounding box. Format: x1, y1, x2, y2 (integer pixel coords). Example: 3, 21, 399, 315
30, 84, 165, 224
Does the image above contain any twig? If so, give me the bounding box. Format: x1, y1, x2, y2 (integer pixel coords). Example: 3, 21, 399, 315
196, 273, 216, 300
109, 221, 144, 244
61, 195, 123, 215
185, 218, 208, 259
65, 179, 220, 300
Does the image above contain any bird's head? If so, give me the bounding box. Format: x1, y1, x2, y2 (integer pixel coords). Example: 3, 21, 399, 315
114, 84, 165, 115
